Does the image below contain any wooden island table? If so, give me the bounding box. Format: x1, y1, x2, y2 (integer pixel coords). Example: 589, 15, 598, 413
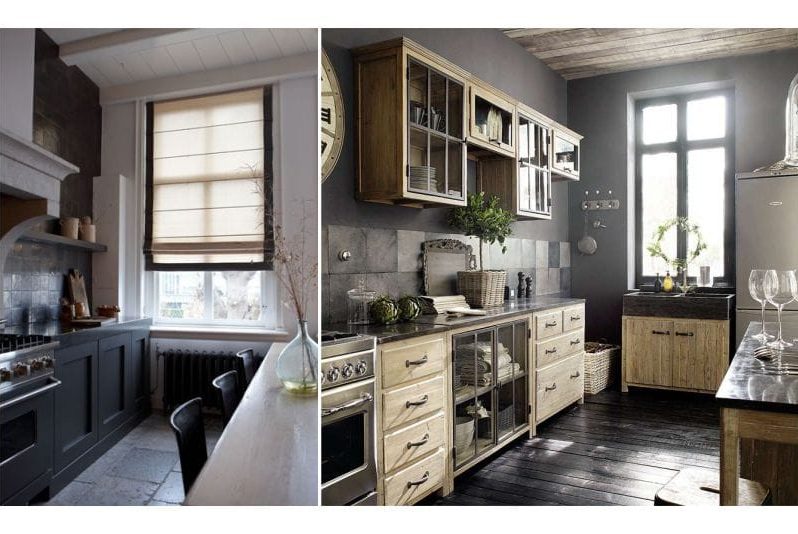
716, 322, 798, 505
184, 342, 318, 506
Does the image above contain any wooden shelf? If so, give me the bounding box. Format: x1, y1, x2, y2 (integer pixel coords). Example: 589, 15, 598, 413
19, 231, 107, 252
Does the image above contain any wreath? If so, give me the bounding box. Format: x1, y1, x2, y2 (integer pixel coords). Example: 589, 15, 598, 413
646, 217, 707, 272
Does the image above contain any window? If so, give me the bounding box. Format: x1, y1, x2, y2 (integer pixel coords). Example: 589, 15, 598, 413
635, 89, 734, 286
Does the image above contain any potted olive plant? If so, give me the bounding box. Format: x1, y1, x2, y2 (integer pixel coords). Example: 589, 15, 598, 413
448, 192, 514, 308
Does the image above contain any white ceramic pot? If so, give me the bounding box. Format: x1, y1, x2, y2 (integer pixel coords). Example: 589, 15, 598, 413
60, 217, 79, 240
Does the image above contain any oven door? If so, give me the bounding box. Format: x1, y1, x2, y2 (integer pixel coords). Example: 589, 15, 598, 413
321, 378, 376, 506
0, 378, 60, 504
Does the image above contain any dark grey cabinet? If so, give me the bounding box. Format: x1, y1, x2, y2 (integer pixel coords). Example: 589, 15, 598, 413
98, 333, 133, 439
129, 329, 150, 413
53, 341, 99, 473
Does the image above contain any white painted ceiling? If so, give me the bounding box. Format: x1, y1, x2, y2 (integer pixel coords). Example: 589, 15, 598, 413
42, 28, 317, 89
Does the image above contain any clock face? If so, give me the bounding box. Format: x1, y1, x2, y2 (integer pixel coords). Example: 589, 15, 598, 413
321, 50, 344, 183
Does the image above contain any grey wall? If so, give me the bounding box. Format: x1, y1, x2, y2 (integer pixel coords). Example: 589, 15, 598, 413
321, 28, 570, 242
567, 48, 798, 344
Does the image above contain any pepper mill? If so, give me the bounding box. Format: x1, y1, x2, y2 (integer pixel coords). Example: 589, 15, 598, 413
516, 272, 525, 300
525, 276, 533, 298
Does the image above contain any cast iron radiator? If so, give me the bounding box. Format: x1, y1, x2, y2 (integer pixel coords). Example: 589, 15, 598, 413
160, 349, 256, 412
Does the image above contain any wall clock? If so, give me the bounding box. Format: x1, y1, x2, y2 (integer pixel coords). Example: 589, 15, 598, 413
321, 49, 344, 183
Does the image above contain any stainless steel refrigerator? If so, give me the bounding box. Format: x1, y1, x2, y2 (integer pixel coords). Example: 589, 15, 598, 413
736, 169, 798, 345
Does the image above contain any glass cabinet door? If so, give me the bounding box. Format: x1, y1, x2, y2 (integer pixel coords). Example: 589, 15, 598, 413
518, 115, 551, 218
453, 328, 493, 469
406, 58, 465, 200
470, 86, 514, 154
552, 131, 580, 177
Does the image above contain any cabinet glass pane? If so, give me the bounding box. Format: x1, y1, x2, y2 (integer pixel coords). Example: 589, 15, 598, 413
474, 95, 512, 146
454, 406, 477, 468
513, 322, 526, 374
534, 169, 549, 214
476, 391, 493, 453
496, 325, 514, 384
448, 81, 463, 139
518, 117, 530, 160
408, 61, 428, 128
535, 124, 549, 168
497, 382, 514, 441
519, 165, 532, 211
553, 136, 578, 174
453, 333, 476, 403
429, 70, 447, 134
447, 141, 463, 198
514, 376, 527, 429
408, 128, 430, 192
429, 135, 446, 196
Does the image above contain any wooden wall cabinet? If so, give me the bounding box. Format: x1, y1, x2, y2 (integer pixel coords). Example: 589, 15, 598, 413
550, 123, 582, 181
353, 39, 468, 207
622, 316, 729, 393
467, 81, 516, 157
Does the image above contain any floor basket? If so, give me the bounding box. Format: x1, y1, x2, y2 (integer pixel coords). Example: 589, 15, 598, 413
457, 270, 506, 308
584, 342, 620, 395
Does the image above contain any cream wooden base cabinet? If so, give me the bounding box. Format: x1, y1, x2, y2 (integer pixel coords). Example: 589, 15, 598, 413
621, 315, 729, 394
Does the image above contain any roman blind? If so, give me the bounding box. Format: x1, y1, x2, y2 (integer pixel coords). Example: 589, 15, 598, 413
144, 87, 273, 270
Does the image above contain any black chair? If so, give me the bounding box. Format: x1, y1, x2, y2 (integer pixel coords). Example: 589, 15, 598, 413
169, 397, 208, 496
211, 370, 241, 427
236, 348, 257, 385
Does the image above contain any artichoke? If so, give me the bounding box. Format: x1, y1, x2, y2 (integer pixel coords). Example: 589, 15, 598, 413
370, 295, 399, 325
397, 295, 421, 322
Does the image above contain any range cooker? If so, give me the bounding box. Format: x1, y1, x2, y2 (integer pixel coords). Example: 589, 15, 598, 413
321, 331, 377, 506
0, 333, 61, 504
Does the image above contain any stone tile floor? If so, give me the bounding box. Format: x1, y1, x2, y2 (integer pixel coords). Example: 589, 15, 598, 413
41, 412, 223, 506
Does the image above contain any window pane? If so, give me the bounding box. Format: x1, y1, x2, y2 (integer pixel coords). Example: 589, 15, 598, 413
687, 96, 726, 140
642, 104, 677, 145
158, 272, 204, 319
212, 271, 262, 321
642, 153, 677, 276
688, 148, 725, 278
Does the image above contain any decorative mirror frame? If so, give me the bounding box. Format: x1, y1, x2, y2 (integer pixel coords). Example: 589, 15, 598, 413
422, 239, 475, 296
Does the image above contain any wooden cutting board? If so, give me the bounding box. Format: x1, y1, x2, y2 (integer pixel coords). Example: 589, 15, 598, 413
67, 269, 90, 318
70, 316, 117, 327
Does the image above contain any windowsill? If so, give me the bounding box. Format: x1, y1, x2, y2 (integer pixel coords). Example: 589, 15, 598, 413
150, 324, 291, 342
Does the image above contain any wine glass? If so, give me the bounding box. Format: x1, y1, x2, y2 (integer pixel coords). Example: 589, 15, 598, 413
748, 269, 774, 342
763, 269, 797, 350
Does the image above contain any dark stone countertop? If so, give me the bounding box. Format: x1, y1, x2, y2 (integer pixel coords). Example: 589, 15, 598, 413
327, 296, 585, 344
716, 322, 798, 414
2, 316, 153, 348
623, 290, 734, 320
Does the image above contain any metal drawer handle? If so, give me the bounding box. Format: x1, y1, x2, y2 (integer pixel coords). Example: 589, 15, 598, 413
570, 339, 581, 345
406, 395, 429, 408
545, 321, 558, 328
675, 332, 694, 337
570, 315, 581, 321
407, 471, 430, 488
0, 378, 61, 410
570, 371, 581, 379
407, 433, 430, 449
545, 383, 557, 392
321, 393, 373, 418
405, 354, 428, 367
651, 330, 670, 336
545, 347, 557, 354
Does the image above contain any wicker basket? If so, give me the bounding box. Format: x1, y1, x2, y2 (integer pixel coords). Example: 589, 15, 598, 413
457, 270, 507, 308
584, 342, 621, 395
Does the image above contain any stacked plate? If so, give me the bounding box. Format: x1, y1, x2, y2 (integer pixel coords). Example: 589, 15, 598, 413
409, 165, 437, 190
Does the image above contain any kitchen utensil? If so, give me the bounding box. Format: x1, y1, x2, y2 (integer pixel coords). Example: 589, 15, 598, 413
698, 266, 712, 287
577, 212, 597, 255
446, 307, 487, 317
763, 269, 797, 349
67, 270, 90, 319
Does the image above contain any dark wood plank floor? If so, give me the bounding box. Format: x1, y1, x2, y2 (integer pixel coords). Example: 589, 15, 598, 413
426, 388, 720, 506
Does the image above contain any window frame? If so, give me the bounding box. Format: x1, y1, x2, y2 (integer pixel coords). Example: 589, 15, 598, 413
634, 88, 735, 288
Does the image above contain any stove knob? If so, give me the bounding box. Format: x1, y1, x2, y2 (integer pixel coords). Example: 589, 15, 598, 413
14, 363, 29, 377
355, 360, 368, 375
0, 368, 11, 382
31, 359, 44, 371
42, 357, 54, 368
326, 366, 341, 383
342, 363, 354, 378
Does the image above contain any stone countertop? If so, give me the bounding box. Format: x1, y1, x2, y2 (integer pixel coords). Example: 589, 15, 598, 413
2, 316, 152, 348
327, 296, 585, 344
716, 322, 798, 414
622, 291, 734, 320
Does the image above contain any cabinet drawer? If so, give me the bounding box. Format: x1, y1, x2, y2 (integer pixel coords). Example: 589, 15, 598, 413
383, 413, 445, 474
563, 304, 585, 332
383, 447, 445, 506
535, 310, 563, 339
382, 375, 444, 431
536, 328, 584, 368
381, 336, 445, 389
536, 353, 583, 422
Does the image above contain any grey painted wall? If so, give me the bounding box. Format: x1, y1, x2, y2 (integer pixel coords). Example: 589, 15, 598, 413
321, 28, 570, 242
567, 48, 798, 344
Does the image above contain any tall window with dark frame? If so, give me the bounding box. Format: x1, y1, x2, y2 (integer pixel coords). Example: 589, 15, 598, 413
635, 88, 735, 287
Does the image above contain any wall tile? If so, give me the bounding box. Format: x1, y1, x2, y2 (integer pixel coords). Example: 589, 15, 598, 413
560, 241, 571, 268
364, 228, 398, 273
560, 267, 571, 294
535, 241, 548, 268
521, 239, 536, 268
548, 241, 560, 268
321, 225, 329, 275
327, 225, 366, 274
397, 230, 425, 273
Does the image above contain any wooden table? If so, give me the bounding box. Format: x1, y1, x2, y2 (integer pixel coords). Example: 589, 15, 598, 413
716, 323, 798, 505
185, 342, 318, 505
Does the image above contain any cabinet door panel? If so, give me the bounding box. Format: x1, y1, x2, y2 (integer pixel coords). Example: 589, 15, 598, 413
130, 329, 150, 414
673, 320, 728, 391
624, 318, 673, 387
98, 333, 132, 438
54, 340, 98, 473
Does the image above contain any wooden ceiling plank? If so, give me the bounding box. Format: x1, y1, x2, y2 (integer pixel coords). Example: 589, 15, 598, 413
503, 28, 572, 39
517, 28, 675, 52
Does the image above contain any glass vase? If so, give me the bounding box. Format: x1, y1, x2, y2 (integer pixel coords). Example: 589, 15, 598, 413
276, 320, 318, 395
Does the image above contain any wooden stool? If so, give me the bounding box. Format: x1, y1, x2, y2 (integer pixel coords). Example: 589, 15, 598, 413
655, 467, 771, 506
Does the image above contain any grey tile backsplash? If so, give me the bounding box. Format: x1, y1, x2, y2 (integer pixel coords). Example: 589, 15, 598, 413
2, 240, 91, 325
322, 224, 571, 325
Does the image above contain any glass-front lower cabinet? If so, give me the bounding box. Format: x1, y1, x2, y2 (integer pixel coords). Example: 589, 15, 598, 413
452, 320, 529, 472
